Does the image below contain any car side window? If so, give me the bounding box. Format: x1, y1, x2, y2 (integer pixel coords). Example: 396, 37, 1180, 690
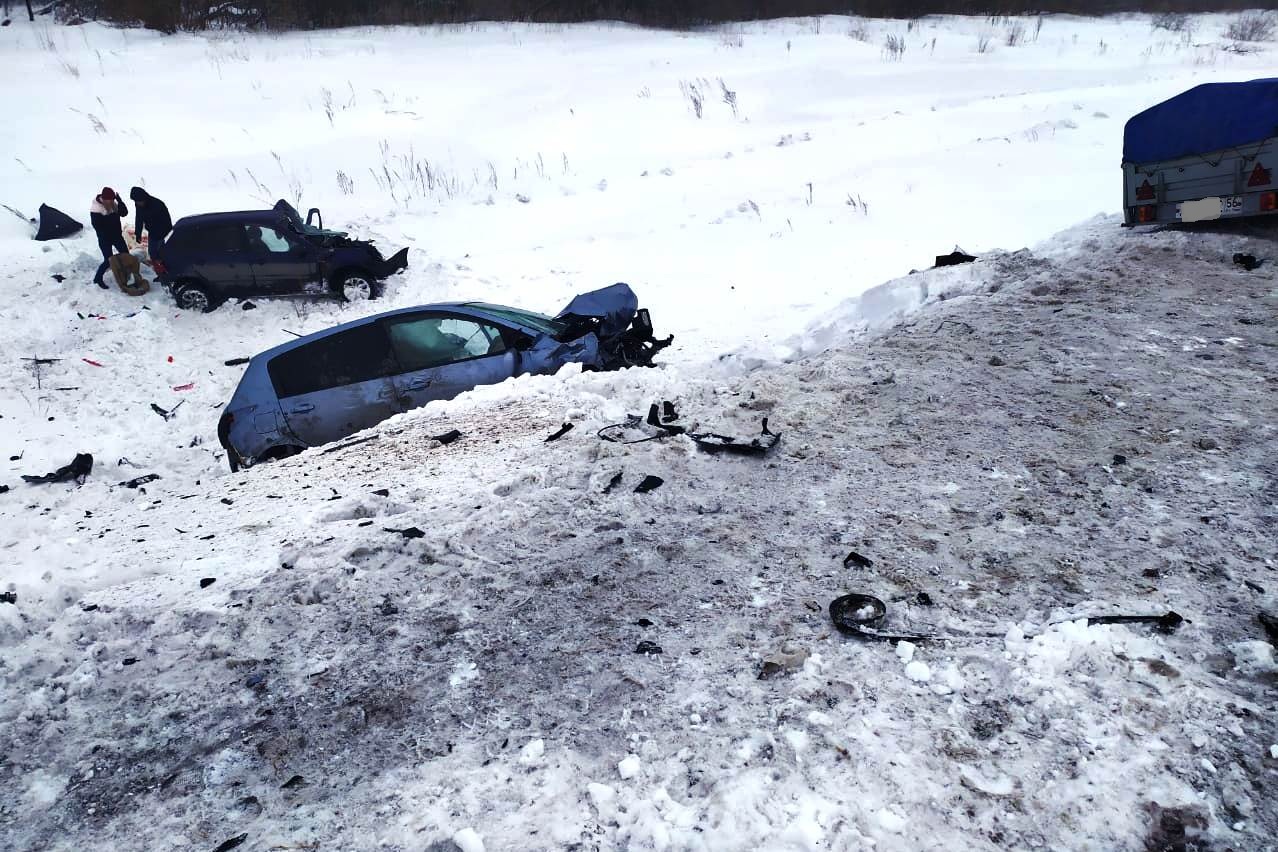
246, 226, 293, 254
197, 224, 247, 253
384, 314, 507, 372
267, 323, 398, 398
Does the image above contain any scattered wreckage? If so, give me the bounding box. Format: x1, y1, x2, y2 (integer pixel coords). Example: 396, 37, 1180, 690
217, 283, 673, 470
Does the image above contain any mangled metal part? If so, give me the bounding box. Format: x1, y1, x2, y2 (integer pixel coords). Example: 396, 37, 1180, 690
830, 592, 1184, 643
555, 284, 673, 369
690, 418, 780, 456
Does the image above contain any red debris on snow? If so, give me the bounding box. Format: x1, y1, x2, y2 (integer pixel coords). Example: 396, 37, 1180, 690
82, 358, 104, 367
172, 382, 195, 392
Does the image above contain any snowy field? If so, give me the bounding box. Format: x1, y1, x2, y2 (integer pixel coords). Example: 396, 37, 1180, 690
1, 10, 1277, 852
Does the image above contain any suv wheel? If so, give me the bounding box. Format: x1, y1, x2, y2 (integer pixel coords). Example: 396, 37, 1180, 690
337, 271, 380, 302
174, 282, 215, 312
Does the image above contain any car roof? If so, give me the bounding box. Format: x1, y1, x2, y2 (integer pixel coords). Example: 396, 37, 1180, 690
247, 302, 555, 365
174, 210, 285, 229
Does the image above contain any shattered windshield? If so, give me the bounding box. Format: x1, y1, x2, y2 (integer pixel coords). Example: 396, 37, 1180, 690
465, 303, 566, 336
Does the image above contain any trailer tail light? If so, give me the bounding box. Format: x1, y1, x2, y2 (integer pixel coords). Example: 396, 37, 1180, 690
1261, 192, 1278, 212
1135, 179, 1156, 201
151, 258, 168, 276
1247, 163, 1272, 188
1132, 205, 1157, 224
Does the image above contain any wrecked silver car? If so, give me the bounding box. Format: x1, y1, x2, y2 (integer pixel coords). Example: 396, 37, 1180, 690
217, 283, 671, 469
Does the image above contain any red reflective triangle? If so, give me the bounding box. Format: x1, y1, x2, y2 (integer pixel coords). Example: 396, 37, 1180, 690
1247, 163, 1272, 188
1135, 179, 1155, 201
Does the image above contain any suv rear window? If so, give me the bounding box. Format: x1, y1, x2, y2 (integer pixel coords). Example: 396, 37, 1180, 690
268, 323, 398, 398
195, 223, 247, 253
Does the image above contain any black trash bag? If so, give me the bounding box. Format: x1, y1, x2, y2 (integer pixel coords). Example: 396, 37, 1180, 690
34, 204, 84, 241
22, 452, 93, 484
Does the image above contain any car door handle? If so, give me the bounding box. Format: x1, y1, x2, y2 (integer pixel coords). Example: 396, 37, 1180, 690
289, 403, 315, 413
405, 379, 431, 390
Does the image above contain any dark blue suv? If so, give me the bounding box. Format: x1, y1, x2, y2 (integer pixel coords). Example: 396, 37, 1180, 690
151, 200, 408, 311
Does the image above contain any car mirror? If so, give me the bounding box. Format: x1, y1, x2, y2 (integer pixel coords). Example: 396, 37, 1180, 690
510, 331, 536, 350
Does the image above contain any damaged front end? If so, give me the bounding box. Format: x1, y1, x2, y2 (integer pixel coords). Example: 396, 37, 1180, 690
274, 199, 409, 279
555, 283, 673, 370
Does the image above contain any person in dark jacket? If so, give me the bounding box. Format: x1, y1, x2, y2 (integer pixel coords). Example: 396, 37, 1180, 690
129, 186, 172, 251
90, 187, 129, 288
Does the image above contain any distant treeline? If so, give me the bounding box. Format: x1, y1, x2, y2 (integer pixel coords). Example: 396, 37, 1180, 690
49, 0, 1267, 32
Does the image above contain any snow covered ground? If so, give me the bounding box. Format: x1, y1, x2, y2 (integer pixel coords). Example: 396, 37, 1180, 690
5, 214, 1277, 852
1, 11, 1277, 852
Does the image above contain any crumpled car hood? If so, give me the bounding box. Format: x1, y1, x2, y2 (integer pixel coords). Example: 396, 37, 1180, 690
555, 283, 639, 338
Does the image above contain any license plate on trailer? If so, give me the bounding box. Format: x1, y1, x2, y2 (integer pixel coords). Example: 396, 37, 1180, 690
1177, 195, 1243, 222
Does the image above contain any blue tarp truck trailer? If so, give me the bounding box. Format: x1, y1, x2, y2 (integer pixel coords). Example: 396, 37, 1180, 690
1122, 78, 1278, 226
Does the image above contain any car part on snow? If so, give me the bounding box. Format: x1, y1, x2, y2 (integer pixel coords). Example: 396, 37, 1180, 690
33, 203, 84, 240
634, 475, 664, 493
690, 418, 780, 456
21, 452, 93, 485
151, 401, 184, 420
602, 471, 624, 494
843, 551, 873, 569
200, 578, 216, 588
321, 435, 379, 455
0, 591, 15, 605
599, 400, 686, 444
224, 357, 251, 366
829, 594, 931, 642
829, 592, 1185, 643
635, 640, 663, 655
935, 249, 977, 267
1233, 252, 1261, 271
0, 485, 9, 495
386, 526, 426, 539
212, 833, 247, 852
432, 429, 462, 446
544, 422, 574, 442
119, 473, 160, 489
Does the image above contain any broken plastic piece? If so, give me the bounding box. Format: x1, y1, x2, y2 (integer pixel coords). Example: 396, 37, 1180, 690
545, 423, 574, 442
22, 452, 93, 485
634, 475, 664, 493
843, 551, 873, 569
690, 418, 780, 456
150, 400, 184, 421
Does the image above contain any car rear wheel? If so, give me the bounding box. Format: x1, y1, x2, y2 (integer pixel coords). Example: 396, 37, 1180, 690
174, 282, 216, 312
337, 270, 381, 303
